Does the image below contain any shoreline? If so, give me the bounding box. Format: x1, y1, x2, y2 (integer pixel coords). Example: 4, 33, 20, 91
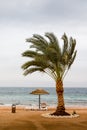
0, 104, 87, 110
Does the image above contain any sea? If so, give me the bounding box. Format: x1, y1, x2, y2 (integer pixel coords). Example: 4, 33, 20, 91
0, 87, 87, 108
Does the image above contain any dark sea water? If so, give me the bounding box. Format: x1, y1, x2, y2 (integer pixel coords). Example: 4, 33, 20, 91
0, 87, 87, 107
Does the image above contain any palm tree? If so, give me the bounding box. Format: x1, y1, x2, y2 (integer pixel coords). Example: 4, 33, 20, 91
21, 32, 77, 116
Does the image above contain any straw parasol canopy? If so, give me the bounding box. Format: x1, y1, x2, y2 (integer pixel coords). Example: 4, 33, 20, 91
30, 89, 49, 110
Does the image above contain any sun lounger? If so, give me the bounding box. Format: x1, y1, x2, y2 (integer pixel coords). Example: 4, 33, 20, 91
25, 103, 48, 111
24, 104, 38, 110
40, 102, 48, 110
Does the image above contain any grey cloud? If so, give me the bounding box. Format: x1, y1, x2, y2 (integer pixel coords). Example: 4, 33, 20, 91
0, 0, 87, 25
0, 0, 87, 87
42, 0, 87, 21
0, 0, 48, 22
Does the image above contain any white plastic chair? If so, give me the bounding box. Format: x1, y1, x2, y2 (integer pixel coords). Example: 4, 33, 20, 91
40, 102, 48, 110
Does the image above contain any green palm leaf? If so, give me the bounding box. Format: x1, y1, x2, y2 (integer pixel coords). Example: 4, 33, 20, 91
22, 32, 77, 81
23, 68, 44, 75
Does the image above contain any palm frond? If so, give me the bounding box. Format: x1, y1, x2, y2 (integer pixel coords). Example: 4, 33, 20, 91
45, 32, 58, 44
23, 68, 44, 75
26, 37, 48, 53
69, 38, 76, 56
26, 38, 46, 49
62, 33, 68, 54
21, 59, 49, 70
33, 34, 48, 46
22, 50, 38, 58
45, 32, 61, 54
68, 50, 77, 69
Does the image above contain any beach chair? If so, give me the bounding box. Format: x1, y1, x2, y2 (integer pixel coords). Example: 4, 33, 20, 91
31, 104, 39, 110
40, 102, 48, 110
24, 104, 34, 110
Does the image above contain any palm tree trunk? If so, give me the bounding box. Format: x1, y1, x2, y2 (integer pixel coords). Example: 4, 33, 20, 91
52, 79, 70, 116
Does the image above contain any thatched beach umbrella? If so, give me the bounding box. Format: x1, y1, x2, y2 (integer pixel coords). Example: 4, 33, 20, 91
30, 89, 49, 110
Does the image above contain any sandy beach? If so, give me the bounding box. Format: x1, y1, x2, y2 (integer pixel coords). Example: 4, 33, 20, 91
0, 106, 87, 130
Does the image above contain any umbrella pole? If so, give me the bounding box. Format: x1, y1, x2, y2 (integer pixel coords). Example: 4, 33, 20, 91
39, 94, 40, 110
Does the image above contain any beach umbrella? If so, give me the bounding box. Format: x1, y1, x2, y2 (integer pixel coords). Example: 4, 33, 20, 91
30, 89, 49, 110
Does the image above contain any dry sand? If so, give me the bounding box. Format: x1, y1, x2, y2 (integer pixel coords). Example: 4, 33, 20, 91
0, 106, 87, 130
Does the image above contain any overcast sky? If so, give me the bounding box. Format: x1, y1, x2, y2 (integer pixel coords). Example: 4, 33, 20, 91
0, 0, 87, 87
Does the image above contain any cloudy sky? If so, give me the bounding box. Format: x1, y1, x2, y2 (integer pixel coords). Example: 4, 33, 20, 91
0, 0, 87, 87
